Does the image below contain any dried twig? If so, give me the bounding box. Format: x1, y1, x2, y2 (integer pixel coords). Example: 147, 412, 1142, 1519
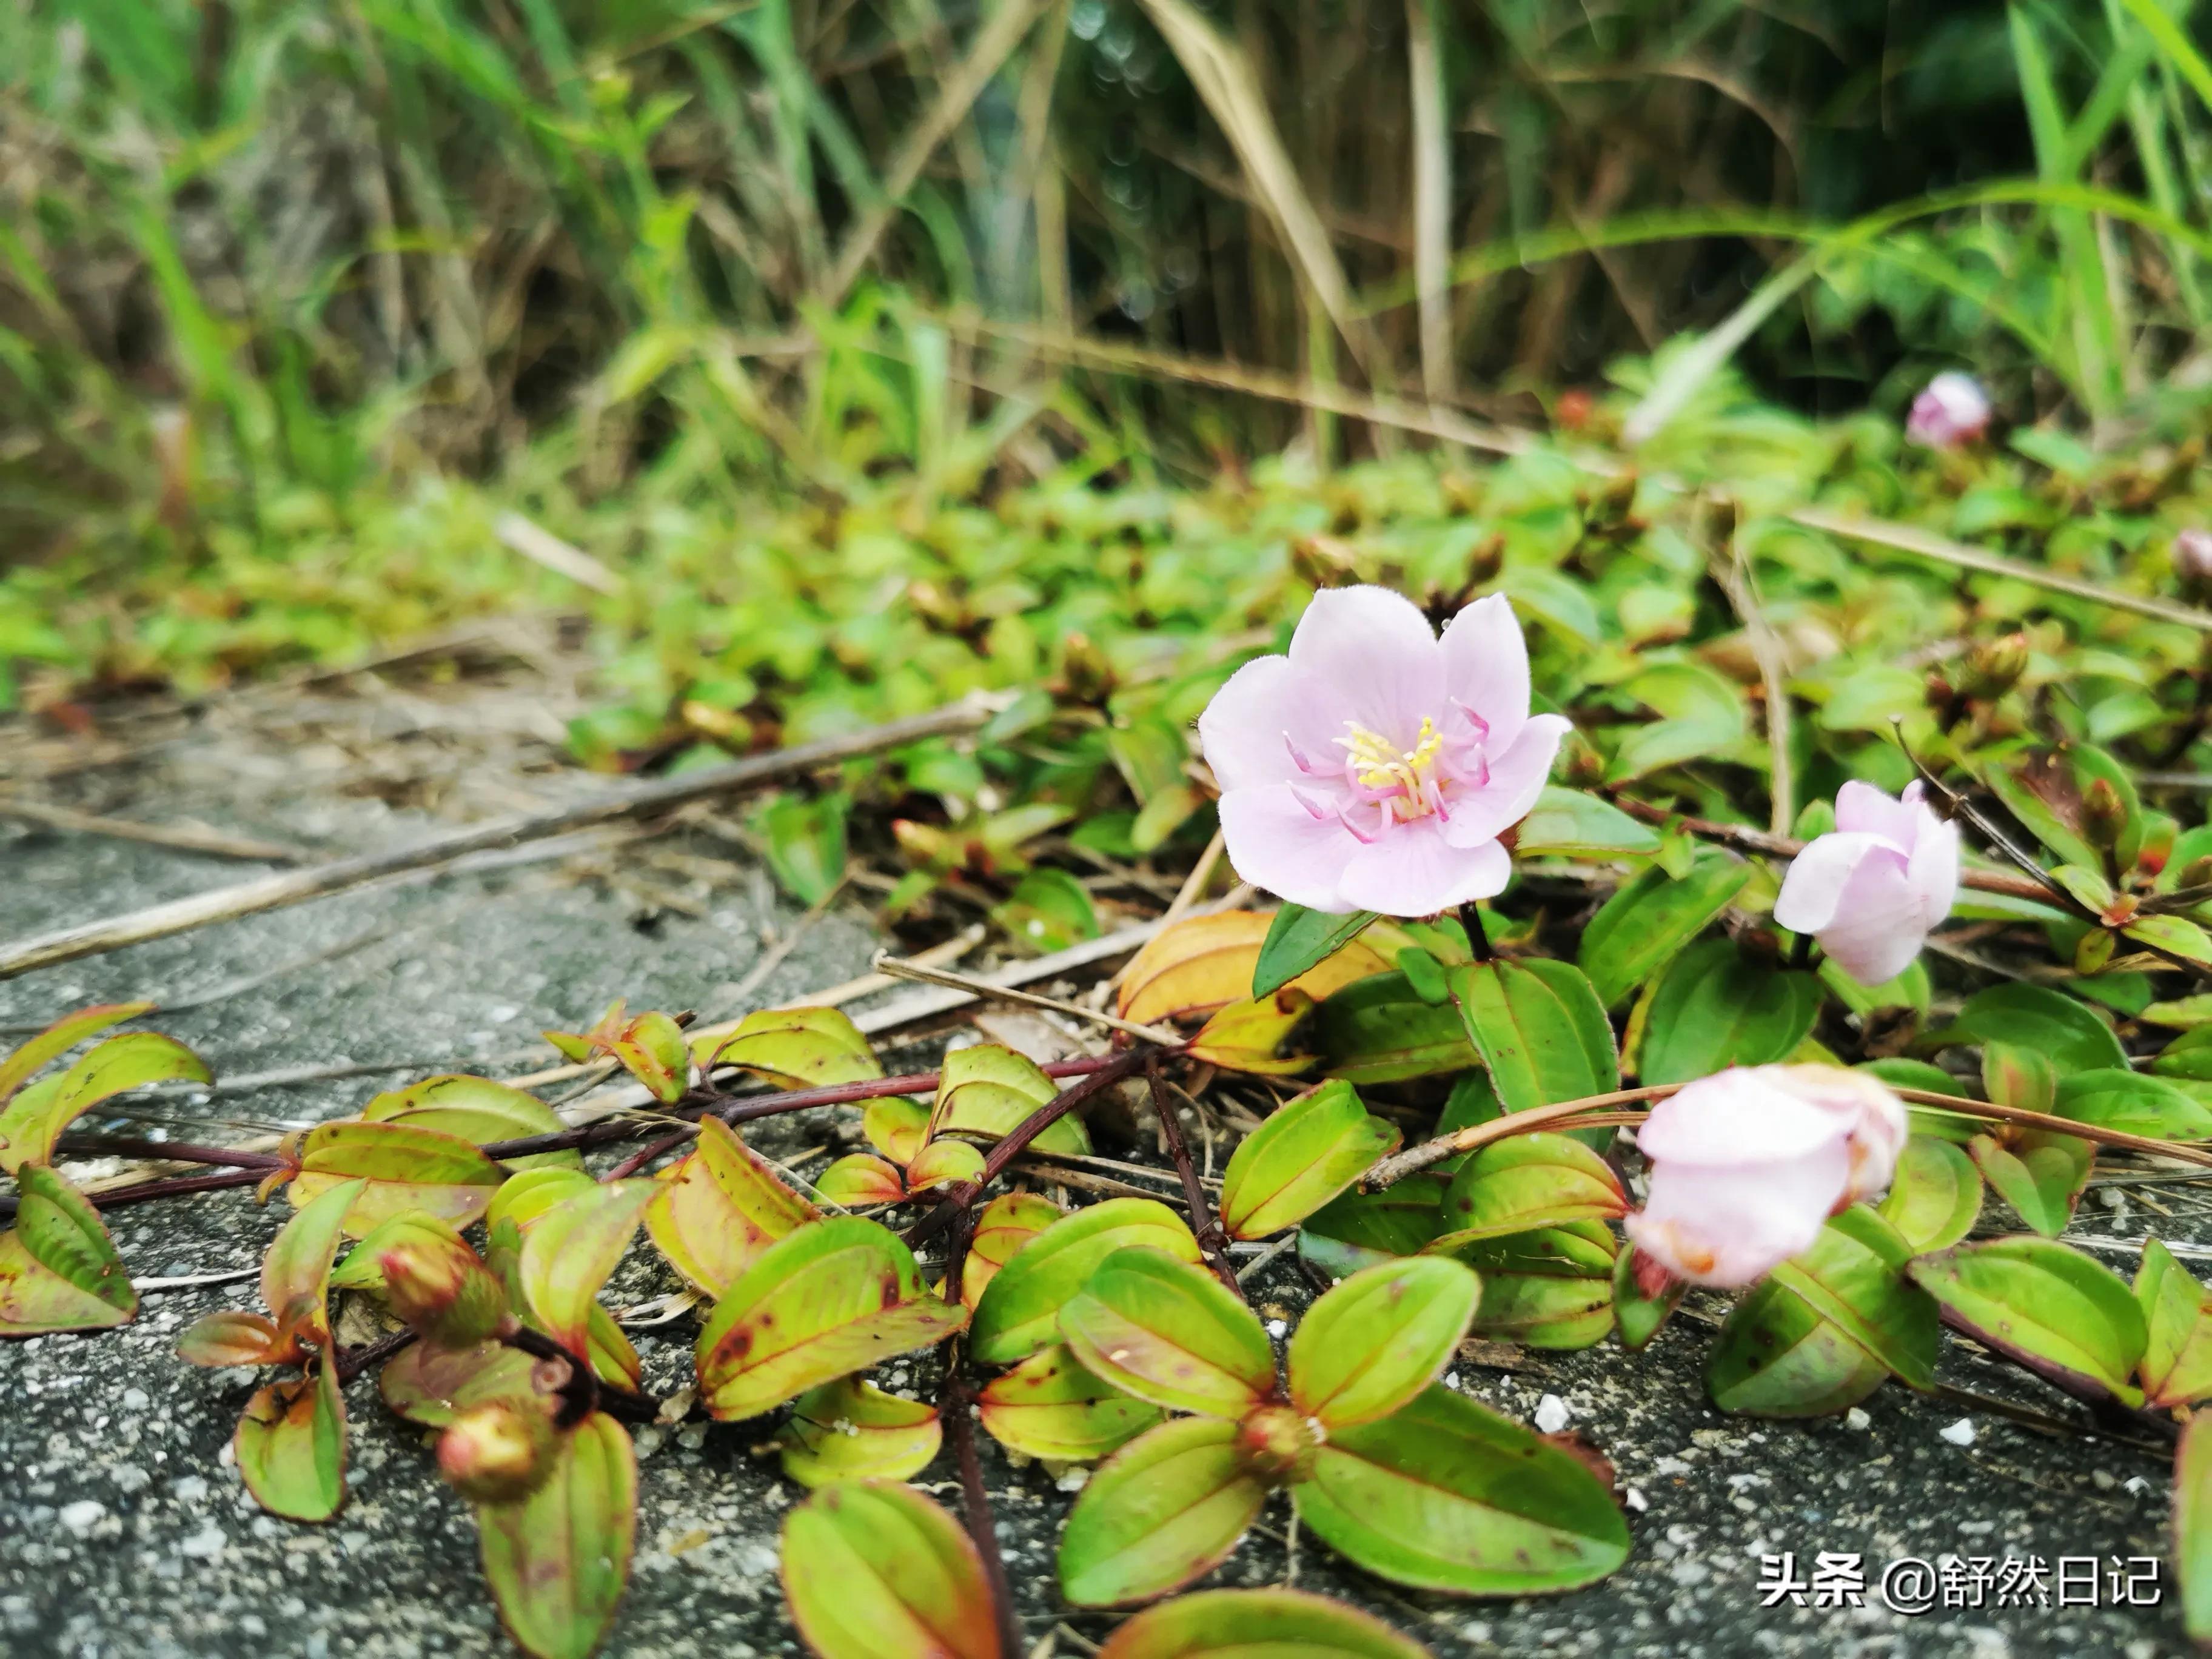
871, 951, 1180, 1044
0, 796, 310, 863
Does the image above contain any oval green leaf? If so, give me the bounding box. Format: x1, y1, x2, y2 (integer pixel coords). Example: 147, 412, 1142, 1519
1635, 939, 1822, 1087
1219, 1079, 1400, 1241
709, 1006, 882, 1089
1876, 1137, 1983, 1254
1910, 1236, 2148, 1409
1096, 1586, 1435, 1658
1058, 1247, 1275, 1418
379, 1336, 543, 1428
780, 1376, 943, 1490
1433, 1133, 1626, 1250
361, 1074, 583, 1171
1708, 1276, 1891, 1418
288, 1120, 506, 1236
1924, 984, 2128, 1074
970, 1198, 1199, 1367
1252, 905, 1383, 999
1295, 1176, 1450, 1278
521, 1181, 653, 1362
0, 1002, 151, 1108
643, 1116, 820, 1297
2136, 1237, 2212, 1408
782, 1480, 1000, 1659
0, 1032, 212, 1173
0, 1163, 138, 1335
933, 1043, 1090, 1156
1578, 851, 1751, 1009
1315, 971, 1478, 1085
1447, 959, 1619, 1144
977, 1344, 1164, 1463
1057, 1416, 1268, 1608
478, 1412, 637, 1659
964, 1191, 1062, 1310
1764, 1207, 1937, 1390
1287, 1256, 1480, 1429
235, 1361, 346, 1523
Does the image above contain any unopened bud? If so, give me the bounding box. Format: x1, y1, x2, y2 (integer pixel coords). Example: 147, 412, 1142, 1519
1959, 632, 2028, 700
1234, 1404, 1322, 1487
1059, 631, 1114, 702
438, 1401, 558, 1504
2176, 529, 2212, 589
381, 1228, 508, 1350
2080, 777, 2128, 852
1289, 535, 1360, 592
2180, 856, 2212, 891
1905, 372, 1991, 451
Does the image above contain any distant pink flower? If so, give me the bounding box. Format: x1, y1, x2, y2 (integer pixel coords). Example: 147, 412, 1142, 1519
2176, 529, 2212, 585
1197, 588, 1570, 916
1905, 372, 1991, 450
1773, 781, 1959, 985
1626, 1065, 1908, 1289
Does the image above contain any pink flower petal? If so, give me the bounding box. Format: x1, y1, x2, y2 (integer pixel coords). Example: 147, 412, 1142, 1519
1332, 819, 1510, 916
1906, 813, 1960, 928
1625, 1144, 1850, 1288
1437, 594, 1532, 753
1810, 854, 1930, 985
1216, 786, 1367, 913
1771, 832, 1897, 934
1437, 714, 1572, 848
1285, 586, 1444, 749
1832, 780, 1920, 848
1634, 1068, 1854, 1167
1197, 653, 1347, 794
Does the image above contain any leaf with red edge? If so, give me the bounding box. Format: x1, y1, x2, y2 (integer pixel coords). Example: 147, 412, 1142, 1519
0, 1001, 152, 1107
643, 1116, 819, 1297
932, 1044, 1090, 1156
864, 1097, 931, 1165
235, 1359, 346, 1523
1096, 1587, 1435, 1658
608, 1011, 690, 1104
478, 1412, 637, 1659
520, 1182, 653, 1361
0, 1164, 138, 1336
970, 1199, 1199, 1367
0, 1033, 212, 1173
707, 1007, 882, 1089
907, 1138, 985, 1193
814, 1154, 908, 1208
361, 1074, 584, 1171
289, 1121, 506, 1236
262, 1177, 365, 1350
177, 1309, 282, 1368
2138, 1237, 2212, 1407
696, 1218, 969, 1421
1185, 990, 1318, 1077
962, 1192, 1060, 1310
378, 1338, 543, 1429
1057, 1417, 1267, 1607
2179, 1409, 2212, 1643
1287, 1256, 1480, 1430
1218, 1079, 1399, 1241
1910, 1236, 2147, 1409
977, 1346, 1163, 1463
781, 1480, 1001, 1659
1431, 1133, 1626, 1251
1057, 1247, 1275, 1419
779, 1377, 942, 1490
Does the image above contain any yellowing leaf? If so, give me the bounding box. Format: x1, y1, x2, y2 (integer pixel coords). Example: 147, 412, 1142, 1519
706, 1006, 882, 1088
361, 1074, 583, 1171
0, 1002, 152, 1108
932, 1044, 1089, 1156
779, 1377, 943, 1490
0, 1164, 138, 1336
288, 1121, 507, 1237
1185, 989, 1318, 1076
782, 1481, 1002, 1659
0, 1032, 212, 1173
977, 1345, 1164, 1463
235, 1361, 346, 1524
644, 1117, 819, 1296
478, 1413, 637, 1659
963, 1191, 1061, 1310
520, 1182, 653, 1361
1120, 911, 1387, 1027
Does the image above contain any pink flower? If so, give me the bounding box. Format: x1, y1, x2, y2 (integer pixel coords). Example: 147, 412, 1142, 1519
1197, 588, 1571, 916
1905, 372, 1991, 450
1625, 1065, 1908, 1288
1772, 781, 1959, 985
2175, 529, 2212, 585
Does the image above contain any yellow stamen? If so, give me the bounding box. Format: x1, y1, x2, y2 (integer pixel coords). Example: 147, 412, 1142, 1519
1336, 717, 1444, 819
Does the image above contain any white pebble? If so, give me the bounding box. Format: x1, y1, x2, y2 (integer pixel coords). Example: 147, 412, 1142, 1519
1265, 1319, 1288, 1339
1939, 1417, 1976, 1447
1624, 1488, 1649, 1512
1845, 1407, 1871, 1431
1054, 1467, 1090, 1493
57, 1501, 106, 1537
1534, 1394, 1571, 1435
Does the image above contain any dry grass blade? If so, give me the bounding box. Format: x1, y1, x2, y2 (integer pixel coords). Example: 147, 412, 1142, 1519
1405, 0, 1453, 403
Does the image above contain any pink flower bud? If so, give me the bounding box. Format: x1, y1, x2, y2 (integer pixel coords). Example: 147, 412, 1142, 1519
1772, 781, 1959, 985
380, 1225, 509, 1350
1196, 588, 1570, 916
1624, 1065, 1908, 1288
1905, 372, 1991, 450
437, 1400, 558, 1504
2176, 529, 2212, 585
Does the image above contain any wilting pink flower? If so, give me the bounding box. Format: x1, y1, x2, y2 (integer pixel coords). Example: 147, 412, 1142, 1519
1772, 781, 1959, 985
1905, 372, 1991, 450
1198, 588, 1571, 916
1626, 1065, 1909, 1289
2176, 529, 2212, 585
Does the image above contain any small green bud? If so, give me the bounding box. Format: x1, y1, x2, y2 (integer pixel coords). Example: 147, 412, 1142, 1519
1234, 1404, 1323, 1487
1059, 631, 1114, 702
2080, 777, 2128, 852
381, 1230, 509, 1350
438, 1401, 558, 1504
1959, 632, 2028, 700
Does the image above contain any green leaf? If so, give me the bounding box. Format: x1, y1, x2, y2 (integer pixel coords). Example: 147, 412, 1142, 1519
378, 1338, 542, 1429
1577, 852, 1751, 1009
697, 1217, 968, 1419
977, 1345, 1164, 1463
643, 1116, 820, 1297
993, 868, 1100, 954
1058, 1247, 1275, 1418
1296, 1176, 1450, 1278
0, 1002, 151, 1108
288, 1121, 507, 1236
2179, 1409, 2212, 1644
1448, 959, 1619, 1146
1447, 1223, 1617, 1349
520, 1182, 653, 1362
263, 1176, 367, 1347
486, 1167, 599, 1235
1635, 940, 1822, 1087
782, 1481, 1000, 1659
962, 1192, 1062, 1310
478, 1412, 637, 1659
1057, 1417, 1267, 1607
1287, 1256, 1480, 1429
970, 1198, 1200, 1367
235, 1360, 346, 1523
1876, 1138, 1983, 1253
932, 1043, 1090, 1156
1316, 971, 1479, 1084
1218, 1079, 1399, 1241
707, 1006, 882, 1088
815, 1154, 908, 1207
1764, 1208, 1938, 1390
1982, 1042, 2056, 1115
1708, 1278, 1891, 1418
176, 1309, 283, 1368
360, 1074, 583, 1171
1093, 1587, 1435, 1658
1253, 906, 1382, 999
1985, 745, 2141, 872
0, 1032, 212, 1173
1910, 1237, 2148, 1409
1513, 786, 1662, 860
2136, 1238, 2212, 1408
2056, 1068, 2212, 1139
755, 791, 850, 905
865, 1097, 932, 1165
1433, 1133, 1627, 1250
1612, 1247, 1684, 1352
1969, 1130, 2091, 1238
1292, 1383, 1630, 1595
779, 1377, 942, 1490
1818, 957, 1930, 1020
1924, 984, 2128, 1073
0, 1164, 139, 1335
1604, 661, 1746, 783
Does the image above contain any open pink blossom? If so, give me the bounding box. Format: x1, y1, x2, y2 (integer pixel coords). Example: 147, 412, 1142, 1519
1772, 780, 1959, 985
1625, 1065, 1908, 1289
1197, 588, 1571, 916
1905, 372, 1991, 450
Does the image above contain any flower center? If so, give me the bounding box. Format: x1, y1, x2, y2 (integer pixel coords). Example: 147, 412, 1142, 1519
1336, 718, 1445, 820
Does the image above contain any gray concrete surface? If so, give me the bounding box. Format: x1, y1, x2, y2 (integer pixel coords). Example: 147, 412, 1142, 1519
0, 714, 2193, 1658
